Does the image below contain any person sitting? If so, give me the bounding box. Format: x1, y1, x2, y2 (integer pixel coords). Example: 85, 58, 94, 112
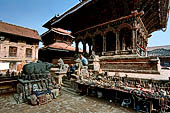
67, 64, 76, 79
80, 54, 88, 66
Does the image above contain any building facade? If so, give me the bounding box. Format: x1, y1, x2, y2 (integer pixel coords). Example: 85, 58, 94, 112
0, 21, 40, 74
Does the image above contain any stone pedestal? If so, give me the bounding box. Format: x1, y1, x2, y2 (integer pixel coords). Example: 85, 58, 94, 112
54, 72, 66, 85
100, 55, 161, 74
88, 55, 100, 72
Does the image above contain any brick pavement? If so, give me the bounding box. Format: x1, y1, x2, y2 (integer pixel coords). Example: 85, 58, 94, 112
0, 91, 136, 113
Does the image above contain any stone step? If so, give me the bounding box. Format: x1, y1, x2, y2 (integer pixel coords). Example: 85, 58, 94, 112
62, 83, 71, 88
63, 78, 71, 81
63, 86, 76, 92
63, 80, 70, 83
62, 87, 78, 96
63, 77, 70, 80
63, 79, 71, 82
63, 80, 71, 85
62, 78, 69, 81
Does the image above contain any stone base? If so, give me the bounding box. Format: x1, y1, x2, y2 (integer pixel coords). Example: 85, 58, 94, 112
100, 55, 161, 74
88, 57, 100, 72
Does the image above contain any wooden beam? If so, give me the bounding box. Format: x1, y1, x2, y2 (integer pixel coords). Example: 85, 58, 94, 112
74, 12, 144, 35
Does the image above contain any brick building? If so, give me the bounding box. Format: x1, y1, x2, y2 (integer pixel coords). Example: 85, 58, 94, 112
0, 21, 40, 74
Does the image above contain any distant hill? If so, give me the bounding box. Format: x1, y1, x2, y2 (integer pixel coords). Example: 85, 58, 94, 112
147, 45, 170, 56
147, 45, 170, 51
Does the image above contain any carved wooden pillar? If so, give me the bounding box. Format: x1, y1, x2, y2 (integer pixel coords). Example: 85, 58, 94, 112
145, 40, 148, 56
92, 38, 95, 51
142, 38, 144, 47
89, 43, 92, 55
122, 36, 126, 51
132, 21, 137, 53
103, 35, 106, 52
132, 29, 137, 49
116, 31, 120, 53
75, 41, 79, 53
83, 41, 86, 54
144, 40, 146, 56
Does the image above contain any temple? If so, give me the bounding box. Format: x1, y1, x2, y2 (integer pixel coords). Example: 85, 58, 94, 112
40, 27, 79, 64
44, 0, 170, 74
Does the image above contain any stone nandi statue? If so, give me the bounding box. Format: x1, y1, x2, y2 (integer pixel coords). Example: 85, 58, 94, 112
22, 60, 54, 80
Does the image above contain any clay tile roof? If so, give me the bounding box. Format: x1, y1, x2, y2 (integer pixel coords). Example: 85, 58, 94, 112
47, 42, 83, 52
0, 21, 41, 40
41, 28, 74, 39
53, 28, 71, 35
52, 0, 91, 25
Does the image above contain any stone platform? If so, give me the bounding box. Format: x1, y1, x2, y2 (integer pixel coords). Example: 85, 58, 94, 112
107, 69, 170, 81
100, 55, 161, 74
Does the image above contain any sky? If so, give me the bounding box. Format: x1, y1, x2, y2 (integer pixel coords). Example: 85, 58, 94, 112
0, 0, 170, 48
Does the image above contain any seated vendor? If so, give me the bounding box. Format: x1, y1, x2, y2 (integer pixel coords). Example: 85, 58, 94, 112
67, 64, 76, 79
69, 64, 76, 73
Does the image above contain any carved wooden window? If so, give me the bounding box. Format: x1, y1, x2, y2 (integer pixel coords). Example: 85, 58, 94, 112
9, 46, 17, 57
26, 48, 32, 58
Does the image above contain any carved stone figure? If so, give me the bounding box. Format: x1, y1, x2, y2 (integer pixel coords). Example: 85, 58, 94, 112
58, 58, 69, 72
46, 93, 52, 102
22, 60, 54, 80
75, 58, 83, 69
90, 51, 96, 59
88, 51, 100, 71
31, 94, 38, 105
22, 60, 53, 75
51, 89, 59, 99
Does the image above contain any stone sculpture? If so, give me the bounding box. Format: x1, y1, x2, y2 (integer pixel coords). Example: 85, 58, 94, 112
22, 60, 54, 80
23, 60, 53, 75
58, 58, 69, 72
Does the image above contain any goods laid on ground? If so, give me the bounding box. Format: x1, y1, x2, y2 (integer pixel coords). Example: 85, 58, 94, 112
75, 72, 170, 112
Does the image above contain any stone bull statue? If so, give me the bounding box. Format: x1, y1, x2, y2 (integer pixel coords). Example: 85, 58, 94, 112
22, 60, 54, 80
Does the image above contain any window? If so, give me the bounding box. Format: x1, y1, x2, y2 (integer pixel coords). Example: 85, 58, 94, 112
26, 48, 32, 58
9, 46, 17, 57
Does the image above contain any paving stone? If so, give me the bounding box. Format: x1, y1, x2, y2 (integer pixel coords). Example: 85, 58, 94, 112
0, 91, 136, 113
